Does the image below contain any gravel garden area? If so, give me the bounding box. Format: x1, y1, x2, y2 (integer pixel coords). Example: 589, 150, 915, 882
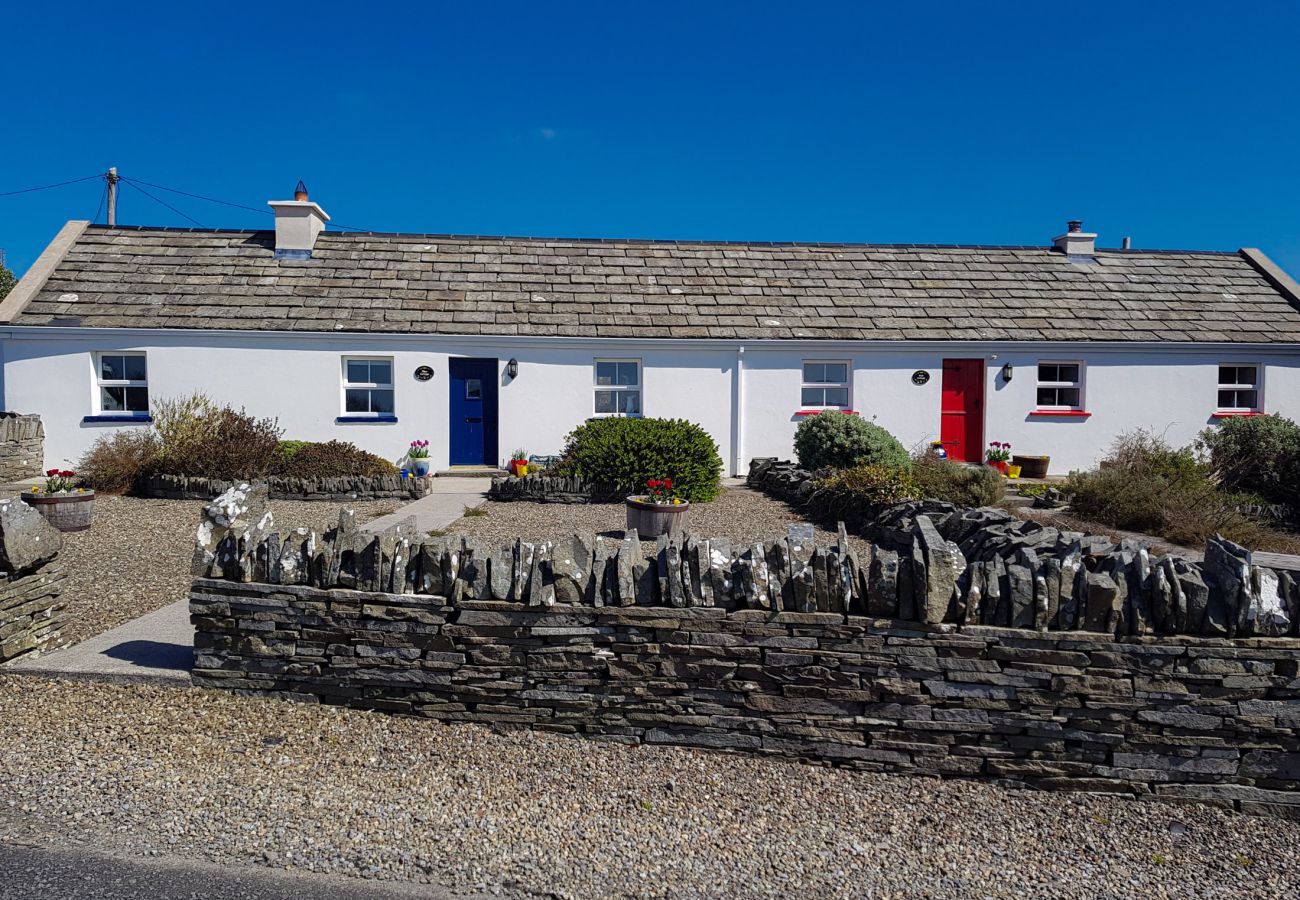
1, 675, 1297, 899
54, 495, 401, 646
445, 485, 838, 546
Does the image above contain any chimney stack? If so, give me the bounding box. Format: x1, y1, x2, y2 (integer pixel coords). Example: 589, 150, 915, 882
1052, 219, 1096, 260
269, 181, 329, 260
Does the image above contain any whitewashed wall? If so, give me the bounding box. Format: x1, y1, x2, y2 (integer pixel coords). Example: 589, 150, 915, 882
2, 327, 1298, 476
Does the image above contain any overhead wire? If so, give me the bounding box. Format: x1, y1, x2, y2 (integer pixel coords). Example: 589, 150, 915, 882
121, 179, 204, 227
0, 173, 103, 197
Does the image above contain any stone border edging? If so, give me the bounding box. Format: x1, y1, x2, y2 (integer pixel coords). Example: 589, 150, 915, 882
135, 473, 428, 502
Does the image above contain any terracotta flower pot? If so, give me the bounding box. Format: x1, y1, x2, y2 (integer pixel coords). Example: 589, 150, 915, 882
21, 490, 96, 532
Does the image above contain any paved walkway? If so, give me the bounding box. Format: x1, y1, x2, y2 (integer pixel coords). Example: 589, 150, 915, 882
363, 476, 492, 534
6, 599, 192, 685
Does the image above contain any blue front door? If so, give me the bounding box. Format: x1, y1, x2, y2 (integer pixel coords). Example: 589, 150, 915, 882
449, 358, 498, 466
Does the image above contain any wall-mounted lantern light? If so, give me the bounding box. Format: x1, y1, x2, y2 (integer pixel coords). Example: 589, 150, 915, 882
507, 358, 519, 379
1001, 363, 1014, 383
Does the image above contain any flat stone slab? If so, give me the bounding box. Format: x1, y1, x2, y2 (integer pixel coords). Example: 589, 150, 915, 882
4, 598, 192, 684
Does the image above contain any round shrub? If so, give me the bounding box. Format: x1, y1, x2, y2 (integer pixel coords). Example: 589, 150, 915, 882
269, 440, 397, 478
1197, 413, 1300, 509
794, 412, 909, 471
556, 417, 723, 503
911, 455, 1005, 507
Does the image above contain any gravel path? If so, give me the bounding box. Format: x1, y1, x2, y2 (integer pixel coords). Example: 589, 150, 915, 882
445, 486, 838, 546
1, 675, 1296, 899
55, 496, 401, 646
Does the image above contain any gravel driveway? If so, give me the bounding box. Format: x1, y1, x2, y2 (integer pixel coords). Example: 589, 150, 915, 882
445, 486, 837, 546
1, 675, 1296, 899
54, 496, 401, 646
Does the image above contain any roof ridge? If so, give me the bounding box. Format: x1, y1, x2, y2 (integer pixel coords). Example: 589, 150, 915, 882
81, 224, 1241, 256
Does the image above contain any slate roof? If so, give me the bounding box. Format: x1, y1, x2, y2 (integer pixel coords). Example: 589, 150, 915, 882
10, 224, 1300, 342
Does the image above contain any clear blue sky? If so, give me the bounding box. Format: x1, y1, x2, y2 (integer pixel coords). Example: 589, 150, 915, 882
3, 1, 1299, 279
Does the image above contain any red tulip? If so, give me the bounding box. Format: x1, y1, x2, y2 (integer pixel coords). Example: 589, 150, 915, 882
46, 469, 58, 476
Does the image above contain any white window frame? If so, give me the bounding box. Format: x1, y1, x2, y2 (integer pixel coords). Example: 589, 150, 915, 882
1035, 360, 1086, 411
592, 359, 642, 417
800, 360, 852, 410
340, 356, 396, 418
1216, 362, 1263, 413
94, 352, 150, 417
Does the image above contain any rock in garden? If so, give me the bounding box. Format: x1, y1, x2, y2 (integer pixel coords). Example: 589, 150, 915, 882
192, 482, 269, 579
552, 533, 594, 605
912, 515, 965, 625
0, 497, 63, 574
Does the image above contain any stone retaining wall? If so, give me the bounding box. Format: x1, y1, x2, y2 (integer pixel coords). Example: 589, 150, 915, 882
0, 497, 67, 663
136, 473, 428, 502
0, 414, 44, 483
488, 475, 624, 504
188, 484, 1300, 817
190, 580, 1300, 818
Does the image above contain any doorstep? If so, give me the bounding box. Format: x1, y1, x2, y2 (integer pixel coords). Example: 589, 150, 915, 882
436, 466, 509, 478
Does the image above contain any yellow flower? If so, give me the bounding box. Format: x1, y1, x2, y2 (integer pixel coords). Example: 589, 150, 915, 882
30, 486, 41, 493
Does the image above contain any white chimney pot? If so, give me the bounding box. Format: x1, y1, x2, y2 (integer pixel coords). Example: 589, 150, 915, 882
268, 196, 330, 259
1052, 220, 1097, 259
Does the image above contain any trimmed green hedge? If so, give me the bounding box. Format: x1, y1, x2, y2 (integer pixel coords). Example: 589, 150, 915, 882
794, 412, 909, 471
557, 417, 724, 503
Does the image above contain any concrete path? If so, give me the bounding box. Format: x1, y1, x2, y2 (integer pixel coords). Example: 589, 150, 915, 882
5, 598, 192, 685
363, 476, 493, 534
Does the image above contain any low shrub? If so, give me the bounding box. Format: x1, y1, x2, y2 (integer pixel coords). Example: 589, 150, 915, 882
794, 412, 909, 471
76, 430, 161, 493
806, 465, 920, 530
276, 440, 311, 460
556, 417, 723, 503
1197, 413, 1300, 510
148, 405, 283, 480
911, 455, 1005, 506
269, 440, 398, 478
1067, 429, 1300, 553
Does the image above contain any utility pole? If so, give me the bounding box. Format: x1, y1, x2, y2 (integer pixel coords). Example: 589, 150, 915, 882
106, 167, 119, 226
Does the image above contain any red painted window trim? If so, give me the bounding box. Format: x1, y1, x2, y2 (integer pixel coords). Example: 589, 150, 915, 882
1211, 411, 1265, 418
794, 409, 857, 417
1029, 409, 1091, 418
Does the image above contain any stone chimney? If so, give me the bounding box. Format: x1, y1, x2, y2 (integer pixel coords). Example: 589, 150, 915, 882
1052, 219, 1096, 260
268, 181, 329, 260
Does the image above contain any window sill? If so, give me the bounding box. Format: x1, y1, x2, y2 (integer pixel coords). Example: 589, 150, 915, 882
1029, 410, 1091, 418
82, 415, 153, 424
336, 415, 398, 424
794, 409, 856, 417
1211, 411, 1264, 418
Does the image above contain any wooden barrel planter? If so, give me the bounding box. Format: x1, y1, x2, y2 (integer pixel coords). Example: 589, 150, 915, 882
1012, 455, 1051, 480
21, 491, 96, 532
625, 497, 690, 538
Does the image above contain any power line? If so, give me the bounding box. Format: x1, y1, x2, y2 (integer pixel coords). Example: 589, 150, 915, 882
0, 173, 103, 198
120, 176, 273, 218
91, 180, 108, 225
121, 179, 204, 227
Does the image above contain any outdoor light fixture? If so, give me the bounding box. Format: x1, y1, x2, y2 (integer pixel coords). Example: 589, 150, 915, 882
1001, 363, 1014, 382
507, 358, 519, 379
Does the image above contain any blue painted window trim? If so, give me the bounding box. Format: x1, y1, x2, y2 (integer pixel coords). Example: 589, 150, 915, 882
336, 415, 398, 424
82, 415, 153, 424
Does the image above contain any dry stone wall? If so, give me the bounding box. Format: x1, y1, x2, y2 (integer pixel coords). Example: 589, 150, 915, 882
0, 414, 44, 483
488, 475, 625, 504
190, 485, 1300, 816
0, 497, 67, 663
137, 473, 428, 502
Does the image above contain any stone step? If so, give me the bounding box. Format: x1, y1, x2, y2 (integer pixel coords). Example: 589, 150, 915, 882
437, 467, 509, 478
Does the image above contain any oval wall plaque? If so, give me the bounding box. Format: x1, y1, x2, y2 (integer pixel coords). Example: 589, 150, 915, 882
414, 365, 434, 382
911, 370, 930, 386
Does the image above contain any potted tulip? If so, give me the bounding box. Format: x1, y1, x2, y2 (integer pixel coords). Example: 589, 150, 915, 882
986, 441, 1012, 475
22, 469, 96, 532
625, 477, 690, 538
407, 440, 431, 477
510, 449, 529, 477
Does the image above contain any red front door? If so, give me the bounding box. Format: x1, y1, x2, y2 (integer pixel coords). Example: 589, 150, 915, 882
940, 359, 985, 462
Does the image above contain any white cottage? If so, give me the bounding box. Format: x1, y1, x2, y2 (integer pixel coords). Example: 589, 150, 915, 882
2, 187, 1299, 475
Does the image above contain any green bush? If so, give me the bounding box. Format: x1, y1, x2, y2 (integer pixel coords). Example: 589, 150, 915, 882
806, 465, 920, 529
148, 403, 283, 480
911, 455, 1005, 506
76, 430, 161, 494
1197, 414, 1300, 509
556, 417, 723, 503
269, 440, 398, 478
794, 412, 909, 471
